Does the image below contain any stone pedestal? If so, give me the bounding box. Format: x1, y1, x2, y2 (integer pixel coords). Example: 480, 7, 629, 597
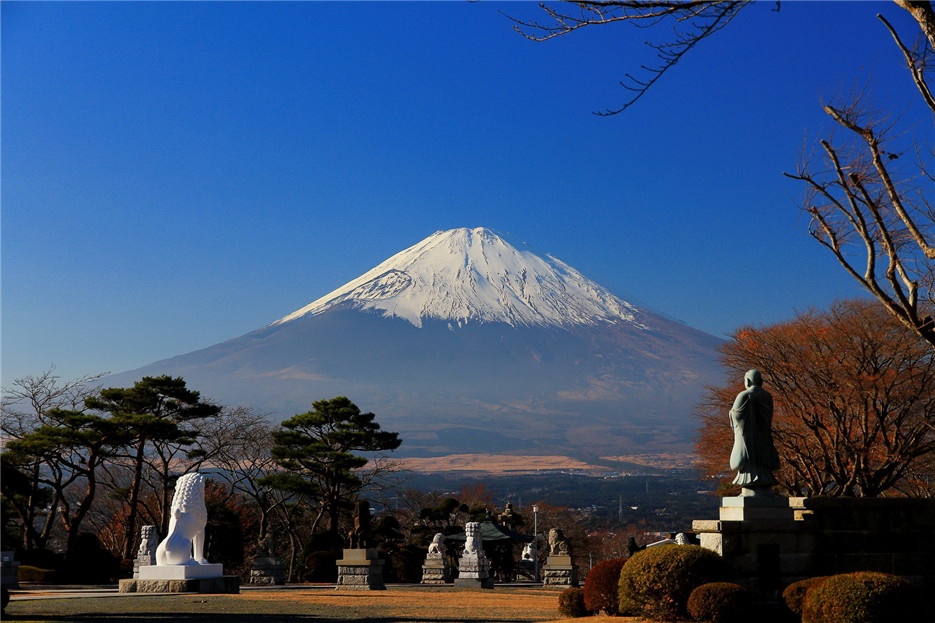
122, 563, 237, 594
693, 496, 814, 601
250, 555, 285, 585
336, 548, 385, 590
421, 555, 451, 584
119, 576, 239, 594
1, 552, 20, 590
139, 563, 224, 580
718, 495, 796, 522
694, 496, 935, 600
542, 554, 578, 587
455, 553, 493, 589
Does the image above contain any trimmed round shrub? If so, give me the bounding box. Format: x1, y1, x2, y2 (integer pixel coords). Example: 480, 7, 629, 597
583, 557, 627, 615
801, 571, 922, 623
687, 582, 751, 623
558, 586, 590, 618
618, 545, 727, 621
782, 576, 828, 617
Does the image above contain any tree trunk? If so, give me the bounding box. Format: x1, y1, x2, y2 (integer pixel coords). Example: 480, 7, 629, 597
122, 439, 147, 560
894, 1, 935, 48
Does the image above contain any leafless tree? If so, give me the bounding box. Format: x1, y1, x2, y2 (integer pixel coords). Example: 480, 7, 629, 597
512, 2, 935, 347
1, 368, 105, 551
785, 9, 935, 349
507, 1, 752, 114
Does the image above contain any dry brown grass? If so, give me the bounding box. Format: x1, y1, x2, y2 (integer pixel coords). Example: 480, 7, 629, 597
397, 454, 605, 474
5, 586, 642, 623
397, 452, 696, 474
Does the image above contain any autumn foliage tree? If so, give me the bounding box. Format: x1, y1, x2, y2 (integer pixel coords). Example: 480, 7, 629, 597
697, 299, 935, 497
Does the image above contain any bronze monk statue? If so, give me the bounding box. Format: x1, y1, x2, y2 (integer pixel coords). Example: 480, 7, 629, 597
729, 369, 780, 495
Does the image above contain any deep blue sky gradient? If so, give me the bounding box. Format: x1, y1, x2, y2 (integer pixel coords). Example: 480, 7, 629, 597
3, 1, 930, 384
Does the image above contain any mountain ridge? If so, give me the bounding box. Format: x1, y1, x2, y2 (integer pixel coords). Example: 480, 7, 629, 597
104, 227, 725, 459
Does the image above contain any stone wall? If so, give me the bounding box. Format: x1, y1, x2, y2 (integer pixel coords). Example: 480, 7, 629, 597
804, 497, 935, 591
693, 496, 935, 599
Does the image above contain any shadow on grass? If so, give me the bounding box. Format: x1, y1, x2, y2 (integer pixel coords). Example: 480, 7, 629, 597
3, 616, 537, 623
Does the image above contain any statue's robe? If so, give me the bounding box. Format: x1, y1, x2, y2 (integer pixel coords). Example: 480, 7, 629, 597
729, 385, 779, 487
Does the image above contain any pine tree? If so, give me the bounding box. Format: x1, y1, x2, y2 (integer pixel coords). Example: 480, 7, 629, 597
263, 396, 401, 544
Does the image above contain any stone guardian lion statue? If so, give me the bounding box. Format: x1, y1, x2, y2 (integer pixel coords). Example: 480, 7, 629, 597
427, 533, 447, 558
156, 472, 209, 566
463, 522, 483, 556
548, 528, 571, 556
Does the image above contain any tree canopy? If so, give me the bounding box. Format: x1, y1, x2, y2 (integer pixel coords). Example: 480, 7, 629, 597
697, 298, 935, 497
264, 396, 402, 542
83, 375, 221, 558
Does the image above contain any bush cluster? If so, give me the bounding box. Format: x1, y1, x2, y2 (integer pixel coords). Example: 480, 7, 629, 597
801, 572, 922, 623
781, 576, 828, 617
583, 557, 627, 615
557, 586, 589, 618
686, 582, 751, 623
618, 544, 727, 621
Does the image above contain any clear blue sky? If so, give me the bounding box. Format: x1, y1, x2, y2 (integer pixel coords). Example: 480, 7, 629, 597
2, 1, 929, 385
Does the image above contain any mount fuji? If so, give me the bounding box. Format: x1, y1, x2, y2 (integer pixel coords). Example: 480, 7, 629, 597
106, 227, 725, 460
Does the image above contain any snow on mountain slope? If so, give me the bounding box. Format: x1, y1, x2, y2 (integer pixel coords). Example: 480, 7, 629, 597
104, 226, 725, 458
274, 227, 645, 329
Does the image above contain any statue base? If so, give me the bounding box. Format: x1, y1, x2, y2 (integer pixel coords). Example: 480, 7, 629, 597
455, 554, 493, 588
138, 563, 224, 580
719, 495, 795, 522
421, 557, 451, 584
119, 575, 239, 594
693, 496, 812, 604
336, 548, 385, 590
250, 555, 285, 585
542, 555, 578, 587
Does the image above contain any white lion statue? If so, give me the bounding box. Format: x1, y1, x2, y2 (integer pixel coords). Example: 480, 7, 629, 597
156, 472, 209, 566
463, 522, 483, 556
427, 533, 447, 558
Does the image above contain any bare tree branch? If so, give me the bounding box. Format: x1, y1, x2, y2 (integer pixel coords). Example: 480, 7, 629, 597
506, 1, 750, 114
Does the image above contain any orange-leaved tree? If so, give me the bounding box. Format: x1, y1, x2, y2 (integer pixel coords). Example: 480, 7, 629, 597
697, 299, 935, 497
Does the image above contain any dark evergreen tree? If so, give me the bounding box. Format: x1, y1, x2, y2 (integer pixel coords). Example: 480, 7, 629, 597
263, 396, 401, 545
4, 408, 126, 555
84, 375, 221, 559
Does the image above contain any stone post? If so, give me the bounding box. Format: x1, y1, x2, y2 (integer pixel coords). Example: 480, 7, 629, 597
542, 554, 579, 587
1, 552, 20, 590
336, 548, 385, 590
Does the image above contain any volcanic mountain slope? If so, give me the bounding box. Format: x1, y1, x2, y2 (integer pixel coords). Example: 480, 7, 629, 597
107, 227, 724, 459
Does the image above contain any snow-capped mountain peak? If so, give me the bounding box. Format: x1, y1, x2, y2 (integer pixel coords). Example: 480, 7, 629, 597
274, 227, 644, 329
